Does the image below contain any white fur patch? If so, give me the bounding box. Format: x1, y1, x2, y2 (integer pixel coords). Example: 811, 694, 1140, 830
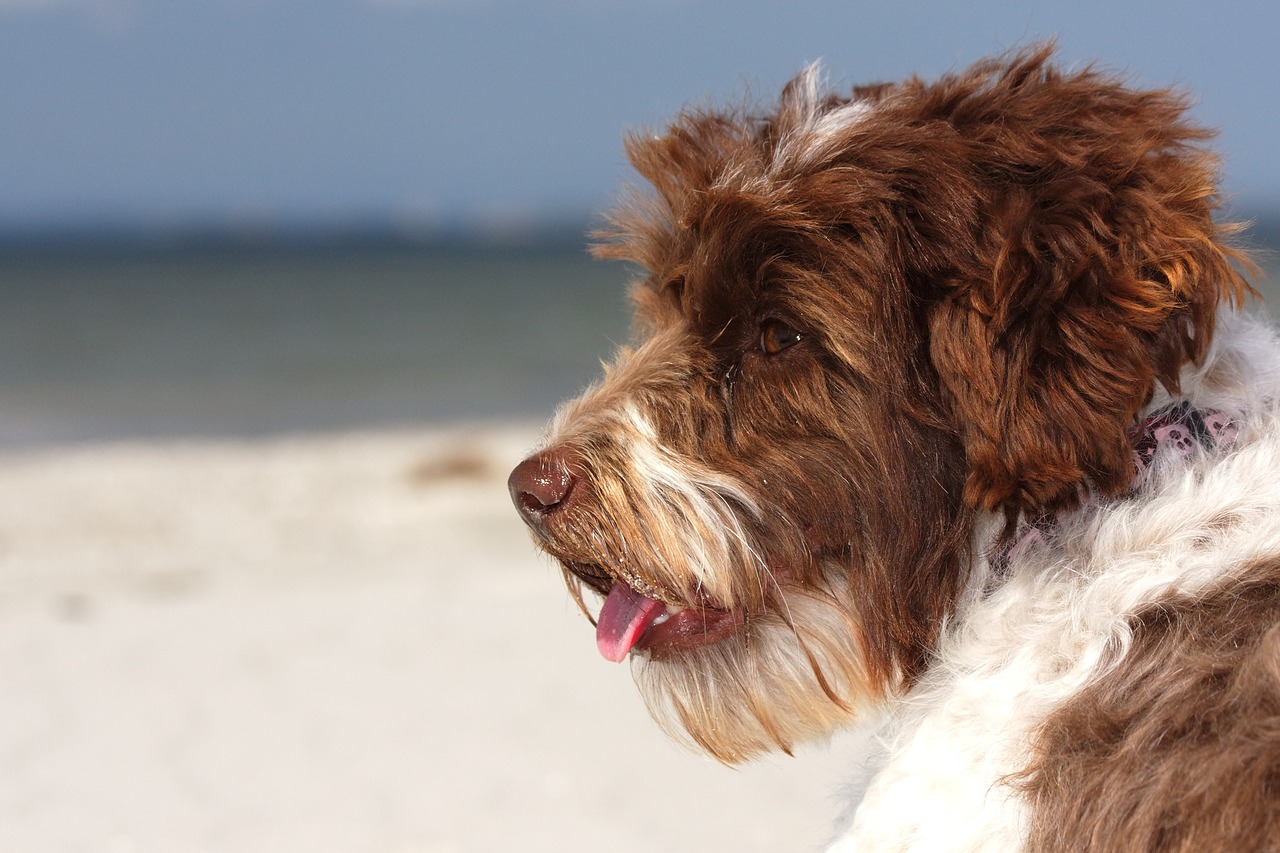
619, 403, 768, 604
769, 62, 875, 176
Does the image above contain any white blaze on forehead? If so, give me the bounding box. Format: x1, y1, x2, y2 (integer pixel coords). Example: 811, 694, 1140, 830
769, 62, 875, 176
812, 98, 875, 140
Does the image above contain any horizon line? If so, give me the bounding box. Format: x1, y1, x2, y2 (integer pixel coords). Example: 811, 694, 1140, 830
1, 205, 1278, 253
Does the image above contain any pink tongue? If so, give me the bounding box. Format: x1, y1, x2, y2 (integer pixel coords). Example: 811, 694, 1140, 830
596, 582, 667, 663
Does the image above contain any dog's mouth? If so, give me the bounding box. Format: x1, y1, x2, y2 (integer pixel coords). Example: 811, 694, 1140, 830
595, 580, 744, 662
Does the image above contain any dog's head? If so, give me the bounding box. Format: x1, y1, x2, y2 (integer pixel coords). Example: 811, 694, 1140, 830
508, 47, 1249, 762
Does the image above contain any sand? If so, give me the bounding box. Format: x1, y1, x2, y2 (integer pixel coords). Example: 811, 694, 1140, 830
0, 425, 872, 852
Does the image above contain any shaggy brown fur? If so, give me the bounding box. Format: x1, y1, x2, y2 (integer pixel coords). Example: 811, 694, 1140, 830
1020, 567, 1280, 851
509, 45, 1249, 764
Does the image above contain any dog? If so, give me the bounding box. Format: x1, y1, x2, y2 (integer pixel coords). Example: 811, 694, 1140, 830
508, 46, 1280, 850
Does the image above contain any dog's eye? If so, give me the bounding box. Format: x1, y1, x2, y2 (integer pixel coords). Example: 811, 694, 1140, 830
759, 319, 803, 355
663, 274, 685, 305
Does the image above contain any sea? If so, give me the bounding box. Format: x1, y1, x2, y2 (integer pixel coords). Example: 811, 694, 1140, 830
0, 225, 635, 448
1, 219, 1276, 449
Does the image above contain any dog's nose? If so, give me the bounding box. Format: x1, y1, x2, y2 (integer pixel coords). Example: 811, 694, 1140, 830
509, 449, 580, 530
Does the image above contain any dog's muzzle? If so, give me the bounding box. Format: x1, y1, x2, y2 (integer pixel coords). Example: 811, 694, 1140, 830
509, 446, 745, 661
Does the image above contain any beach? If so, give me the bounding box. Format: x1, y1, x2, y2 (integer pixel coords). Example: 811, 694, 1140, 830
0, 422, 873, 852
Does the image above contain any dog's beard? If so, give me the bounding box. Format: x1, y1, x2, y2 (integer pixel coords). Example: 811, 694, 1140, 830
557, 546, 884, 763
633, 570, 883, 763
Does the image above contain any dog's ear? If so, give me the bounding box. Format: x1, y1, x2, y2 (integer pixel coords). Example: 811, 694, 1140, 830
924, 51, 1252, 517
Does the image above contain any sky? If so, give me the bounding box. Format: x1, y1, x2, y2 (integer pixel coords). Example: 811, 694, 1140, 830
1, 0, 1277, 232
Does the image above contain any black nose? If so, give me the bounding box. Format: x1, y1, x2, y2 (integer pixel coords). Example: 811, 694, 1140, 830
508, 448, 580, 532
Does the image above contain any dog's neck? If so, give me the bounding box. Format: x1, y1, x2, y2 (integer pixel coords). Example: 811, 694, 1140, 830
990, 401, 1237, 576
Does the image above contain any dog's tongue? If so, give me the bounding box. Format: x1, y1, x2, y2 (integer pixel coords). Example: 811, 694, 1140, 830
596, 582, 667, 662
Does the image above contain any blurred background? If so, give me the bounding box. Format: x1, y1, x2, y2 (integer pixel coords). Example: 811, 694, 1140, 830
1, 0, 1278, 444
0, 2, 1276, 852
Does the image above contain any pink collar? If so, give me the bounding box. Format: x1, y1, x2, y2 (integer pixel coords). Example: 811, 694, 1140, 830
991, 402, 1237, 576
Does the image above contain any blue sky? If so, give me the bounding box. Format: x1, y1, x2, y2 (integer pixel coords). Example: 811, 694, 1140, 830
1, 0, 1277, 230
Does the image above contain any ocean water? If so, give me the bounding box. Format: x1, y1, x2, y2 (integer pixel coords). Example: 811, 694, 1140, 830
0, 237, 634, 447
1, 231, 1276, 448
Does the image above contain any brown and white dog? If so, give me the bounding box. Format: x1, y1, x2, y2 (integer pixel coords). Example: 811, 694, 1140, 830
508, 46, 1280, 850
